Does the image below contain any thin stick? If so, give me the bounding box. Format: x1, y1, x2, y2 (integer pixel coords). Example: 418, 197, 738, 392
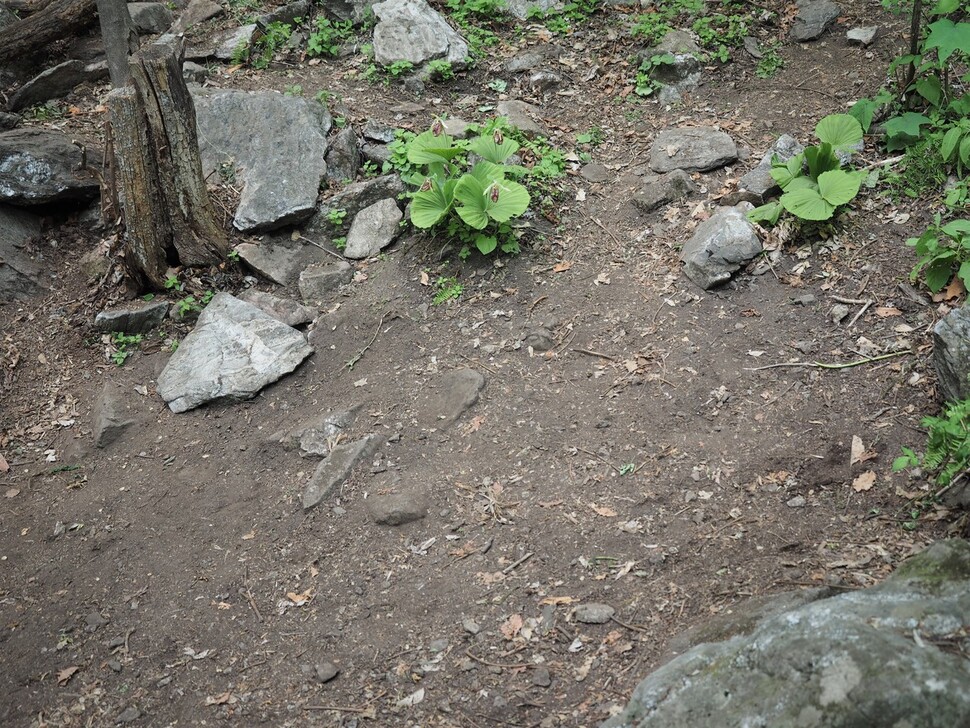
572, 348, 616, 361
297, 234, 348, 262
345, 313, 387, 370
240, 587, 264, 623
501, 551, 534, 574
465, 648, 535, 670
830, 295, 870, 305
457, 352, 498, 374
575, 446, 622, 473
304, 704, 370, 713
745, 350, 910, 371
591, 217, 623, 246
847, 300, 872, 328
610, 614, 648, 633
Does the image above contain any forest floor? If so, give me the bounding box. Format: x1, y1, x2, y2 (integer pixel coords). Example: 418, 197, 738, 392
0, 0, 963, 725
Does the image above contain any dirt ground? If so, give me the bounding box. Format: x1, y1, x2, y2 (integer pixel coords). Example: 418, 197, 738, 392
1, 1, 964, 725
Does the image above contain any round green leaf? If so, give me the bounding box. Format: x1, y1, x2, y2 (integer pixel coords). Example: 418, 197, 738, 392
814, 114, 863, 150
817, 169, 862, 207
453, 175, 490, 230
484, 180, 530, 223
468, 135, 520, 164
475, 234, 498, 255
409, 179, 455, 228
780, 187, 835, 221
406, 129, 462, 165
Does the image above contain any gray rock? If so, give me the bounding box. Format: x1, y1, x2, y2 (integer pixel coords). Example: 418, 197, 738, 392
365, 488, 428, 525
127, 2, 174, 34
276, 408, 359, 456
0, 112, 20, 131
790, 0, 841, 42
532, 666, 552, 687
361, 142, 392, 166
315, 661, 340, 682
640, 30, 703, 103
505, 0, 560, 18
343, 198, 402, 259
737, 133, 804, 203
419, 368, 485, 426
363, 119, 397, 144
237, 289, 314, 326
830, 303, 850, 323
847, 26, 878, 46
463, 618, 481, 635
95, 301, 169, 334
529, 70, 562, 94
650, 127, 738, 174
934, 307, 970, 402
0, 203, 43, 302
0, 128, 102, 205
319, 0, 375, 24
157, 293, 313, 413
325, 127, 361, 184
235, 240, 336, 287
116, 706, 141, 723
182, 61, 208, 83
257, 0, 310, 26
317, 175, 405, 226
574, 603, 615, 624
580, 163, 609, 183
84, 610, 109, 631
7, 60, 110, 112
0, 3, 17, 30
93, 381, 139, 448
442, 118, 473, 139
207, 24, 257, 61
505, 51, 544, 73
604, 540, 970, 728
171, 0, 223, 34
298, 260, 354, 303
372, 0, 469, 67
495, 100, 548, 139
679, 205, 761, 289
303, 434, 381, 509
632, 170, 697, 213
192, 88, 331, 233
786, 495, 807, 508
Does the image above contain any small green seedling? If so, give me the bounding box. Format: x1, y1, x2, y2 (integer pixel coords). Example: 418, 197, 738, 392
432, 276, 464, 304
110, 332, 144, 366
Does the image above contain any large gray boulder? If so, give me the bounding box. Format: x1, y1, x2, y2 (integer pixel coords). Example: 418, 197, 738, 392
639, 30, 703, 104
0, 129, 102, 205
372, 0, 469, 67
933, 307, 970, 402
790, 0, 841, 42
680, 205, 761, 289
127, 2, 174, 34
157, 293, 313, 413
605, 539, 970, 728
192, 88, 332, 233
7, 60, 109, 112
0, 204, 43, 302
343, 198, 402, 259
650, 127, 738, 173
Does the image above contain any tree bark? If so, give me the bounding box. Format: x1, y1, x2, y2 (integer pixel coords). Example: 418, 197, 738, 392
95, 0, 139, 88
108, 38, 228, 289
0, 0, 96, 65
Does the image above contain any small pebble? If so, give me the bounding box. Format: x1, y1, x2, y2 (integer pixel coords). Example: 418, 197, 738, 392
108, 659, 122, 673
316, 662, 340, 683
574, 603, 615, 625
532, 666, 552, 687
462, 618, 481, 635
787, 495, 807, 508
428, 638, 449, 653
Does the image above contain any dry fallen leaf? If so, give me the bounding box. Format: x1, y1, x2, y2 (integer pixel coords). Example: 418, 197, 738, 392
396, 687, 425, 708
419, 271, 430, 286
850, 436, 865, 465
499, 613, 524, 640
874, 306, 902, 318
591, 504, 618, 518
552, 261, 573, 273
285, 589, 313, 606
852, 471, 876, 492
205, 692, 235, 706
57, 666, 79, 686
241, 530, 255, 540
0, 453, 8, 472
5, 487, 19, 498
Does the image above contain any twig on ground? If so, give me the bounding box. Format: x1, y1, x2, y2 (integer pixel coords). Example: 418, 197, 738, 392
501, 551, 534, 574
572, 347, 616, 361
575, 446, 622, 473
345, 312, 387, 370
745, 350, 910, 371
465, 648, 535, 670
297, 234, 347, 262
847, 300, 872, 327
610, 614, 648, 633
240, 587, 264, 623
591, 216, 623, 246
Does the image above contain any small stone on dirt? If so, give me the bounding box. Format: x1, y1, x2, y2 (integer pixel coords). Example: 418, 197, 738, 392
429, 638, 449, 653
532, 666, 552, 687
115, 706, 141, 724
847, 26, 878, 46
343, 198, 403, 259
366, 489, 428, 526
85, 610, 109, 632
303, 434, 381, 510
95, 301, 169, 334
787, 495, 807, 508
790, 0, 841, 42
650, 127, 737, 174
419, 368, 486, 426
580, 163, 609, 183
315, 662, 340, 683
298, 261, 354, 303
462, 618, 481, 635
574, 603, 615, 624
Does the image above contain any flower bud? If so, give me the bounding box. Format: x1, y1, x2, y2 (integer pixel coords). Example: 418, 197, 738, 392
420, 178, 432, 192
493, 130, 504, 145
431, 119, 444, 136
490, 185, 500, 203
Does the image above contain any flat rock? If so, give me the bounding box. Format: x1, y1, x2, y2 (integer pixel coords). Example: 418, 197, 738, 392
372, 0, 469, 67
847, 26, 878, 46
171, 0, 222, 34
235, 240, 335, 287
315, 661, 340, 683
192, 88, 331, 233
641, 29, 703, 103
182, 61, 208, 83
237, 289, 314, 326
632, 170, 697, 213
680, 204, 761, 289
93, 381, 140, 448
274, 407, 358, 456
298, 260, 354, 304
933, 307, 970, 402
157, 293, 313, 413
303, 434, 380, 509
0, 128, 102, 205
365, 487, 428, 525
580, 163, 609, 183
790, 0, 841, 42
325, 127, 361, 184
736, 133, 804, 203
128, 2, 174, 34
95, 300, 169, 334
258, 0, 310, 26
317, 175, 405, 227
7, 60, 109, 112
419, 368, 485, 426
505, 0, 560, 18
363, 119, 396, 143
650, 127, 737, 173
319, 0, 375, 23
0, 203, 43, 302
495, 100, 548, 139
0, 112, 20, 131
574, 603, 614, 624
343, 198, 402, 259
605, 540, 970, 728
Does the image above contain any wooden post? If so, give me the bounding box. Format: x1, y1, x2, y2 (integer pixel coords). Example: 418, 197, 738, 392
107, 38, 228, 289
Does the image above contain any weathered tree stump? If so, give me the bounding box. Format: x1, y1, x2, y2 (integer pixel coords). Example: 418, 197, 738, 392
107, 38, 228, 289
0, 0, 96, 65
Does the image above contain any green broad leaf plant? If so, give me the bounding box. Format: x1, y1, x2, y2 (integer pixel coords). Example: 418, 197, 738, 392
748, 114, 866, 226
407, 119, 530, 257
907, 216, 970, 293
